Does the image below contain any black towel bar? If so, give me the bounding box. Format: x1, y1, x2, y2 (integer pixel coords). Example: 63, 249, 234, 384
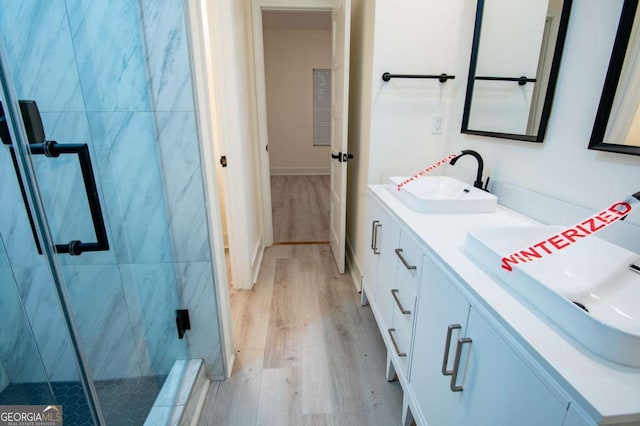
475, 76, 537, 86
382, 72, 455, 83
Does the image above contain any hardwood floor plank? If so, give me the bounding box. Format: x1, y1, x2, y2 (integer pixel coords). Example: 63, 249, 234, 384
343, 283, 404, 426
232, 260, 276, 352
272, 175, 330, 243
293, 242, 330, 273
302, 413, 337, 426
199, 245, 402, 425
261, 243, 299, 264
319, 273, 368, 415
317, 245, 404, 425
199, 350, 264, 426
299, 270, 341, 416
256, 368, 302, 426
302, 410, 383, 426
263, 258, 301, 368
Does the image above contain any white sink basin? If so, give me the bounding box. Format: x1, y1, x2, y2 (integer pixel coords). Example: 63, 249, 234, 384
465, 225, 640, 367
388, 176, 497, 213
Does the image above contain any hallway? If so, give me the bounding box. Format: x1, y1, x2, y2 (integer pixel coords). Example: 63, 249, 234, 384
200, 244, 403, 425
271, 175, 330, 243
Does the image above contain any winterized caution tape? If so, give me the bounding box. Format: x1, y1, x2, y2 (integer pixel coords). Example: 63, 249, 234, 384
396, 152, 462, 191
501, 194, 640, 272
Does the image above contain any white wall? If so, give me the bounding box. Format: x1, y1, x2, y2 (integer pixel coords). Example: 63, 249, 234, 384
264, 28, 332, 175
346, 0, 375, 276
348, 0, 640, 275
367, 0, 468, 183
348, 0, 469, 273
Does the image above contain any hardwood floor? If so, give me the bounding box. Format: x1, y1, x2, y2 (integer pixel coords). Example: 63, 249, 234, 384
199, 244, 403, 425
271, 175, 330, 243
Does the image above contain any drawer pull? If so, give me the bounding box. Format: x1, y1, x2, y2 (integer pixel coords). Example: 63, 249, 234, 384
441, 324, 461, 376
372, 221, 382, 255
391, 289, 411, 314
388, 328, 406, 357
450, 337, 472, 392
395, 248, 416, 270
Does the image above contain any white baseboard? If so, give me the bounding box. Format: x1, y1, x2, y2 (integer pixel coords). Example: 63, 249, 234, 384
270, 167, 330, 176
346, 237, 362, 292
223, 353, 235, 380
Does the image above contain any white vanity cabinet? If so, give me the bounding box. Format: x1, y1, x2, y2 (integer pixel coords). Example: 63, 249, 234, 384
409, 251, 569, 426
363, 193, 420, 377
363, 193, 401, 323
363, 186, 640, 426
363, 194, 567, 426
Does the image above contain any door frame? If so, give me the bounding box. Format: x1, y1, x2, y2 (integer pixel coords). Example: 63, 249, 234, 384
184, 0, 236, 379
251, 0, 337, 247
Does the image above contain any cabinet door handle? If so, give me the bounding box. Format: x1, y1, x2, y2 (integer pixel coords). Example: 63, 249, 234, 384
370, 220, 376, 250
371, 220, 379, 251
450, 337, 472, 392
372, 221, 382, 255
387, 328, 406, 357
391, 289, 411, 314
394, 248, 416, 270
441, 324, 461, 376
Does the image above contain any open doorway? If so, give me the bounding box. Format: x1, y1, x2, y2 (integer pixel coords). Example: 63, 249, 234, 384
254, 0, 351, 273
262, 10, 332, 244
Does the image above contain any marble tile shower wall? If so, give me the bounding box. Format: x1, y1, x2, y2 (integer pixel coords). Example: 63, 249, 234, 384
0, 0, 222, 382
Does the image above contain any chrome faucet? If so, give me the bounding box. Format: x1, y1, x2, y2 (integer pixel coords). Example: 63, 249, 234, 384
449, 150, 485, 189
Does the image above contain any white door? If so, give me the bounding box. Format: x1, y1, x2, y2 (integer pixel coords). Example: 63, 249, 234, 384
329, 0, 351, 273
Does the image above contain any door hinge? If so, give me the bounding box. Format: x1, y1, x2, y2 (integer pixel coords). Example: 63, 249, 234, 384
176, 309, 191, 339
220, 155, 227, 167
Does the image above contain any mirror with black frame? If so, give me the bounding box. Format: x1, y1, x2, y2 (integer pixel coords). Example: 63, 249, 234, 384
589, 0, 640, 156
461, 0, 573, 142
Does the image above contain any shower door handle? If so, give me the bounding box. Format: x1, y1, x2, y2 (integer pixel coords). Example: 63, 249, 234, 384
1, 100, 109, 256
29, 140, 110, 255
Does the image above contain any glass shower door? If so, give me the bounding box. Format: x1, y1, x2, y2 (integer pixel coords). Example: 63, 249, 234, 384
0, 70, 100, 425
0, 0, 198, 424
0, 234, 93, 415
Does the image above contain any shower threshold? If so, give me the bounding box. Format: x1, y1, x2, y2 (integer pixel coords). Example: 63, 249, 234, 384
143, 359, 209, 426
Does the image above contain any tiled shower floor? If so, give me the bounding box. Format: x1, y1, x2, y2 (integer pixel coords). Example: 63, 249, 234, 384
0, 375, 166, 425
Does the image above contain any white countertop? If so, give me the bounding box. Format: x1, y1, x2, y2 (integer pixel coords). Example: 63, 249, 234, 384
370, 184, 640, 424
